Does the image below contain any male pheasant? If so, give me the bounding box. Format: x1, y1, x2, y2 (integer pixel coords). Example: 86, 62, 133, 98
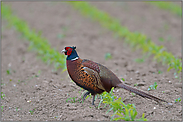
62, 46, 167, 105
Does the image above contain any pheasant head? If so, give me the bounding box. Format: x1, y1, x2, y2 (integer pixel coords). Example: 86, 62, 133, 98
61, 46, 79, 60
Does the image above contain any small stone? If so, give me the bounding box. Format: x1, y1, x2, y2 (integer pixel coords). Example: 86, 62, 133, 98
164, 90, 171, 94
68, 106, 77, 110
36, 87, 41, 90
124, 81, 132, 85
136, 78, 140, 80
137, 82, 146, 86
174, 83, 182, 88
65, 103, 70, 107
116, 89, 119, 92
43, 80, 48, 83
126, 65, 134, 71
141, 86, 146, 91
62, 85, 66, 88
166, 78, 170, 80
149, 68, 156, 73
27, 100, 31, 103
167, 103, 173, 106
8, 63, 11, 67
53, 72, 58, 75
58, 89, 62, 91
135, 71, 139, 74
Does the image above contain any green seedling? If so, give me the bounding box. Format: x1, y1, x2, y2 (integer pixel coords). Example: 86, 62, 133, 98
134, 83, 138, 87
98, 87, 116, 109
66, 97, 71, 103
29, 109, 35, 115
121, 78, 125, 81
35, 70, 41, 77
148, 82, 157, 91
16, 107, 19, 111
1, 83, 5, 86
1, 92, 5, 100
159, 37, 164, 42
158, 70, 162, 74
66, 97, 79, 103
1, 106, 4, 112
98, 87, 147, 121
105, 53, 112, 60
175, 97, 181, 103
174, 72, 178, 79
78, 88, 82, 95
112, 102, 147, 121
6, 69, 11, 75
131, 93, 135, 96
134, 58, 144, 63
18, 80, 25, 83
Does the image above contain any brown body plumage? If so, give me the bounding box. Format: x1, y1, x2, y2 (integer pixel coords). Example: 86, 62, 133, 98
62, 46, 167, 105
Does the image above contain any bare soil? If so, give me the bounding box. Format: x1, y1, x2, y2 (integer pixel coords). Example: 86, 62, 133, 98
1, 2, 182, 121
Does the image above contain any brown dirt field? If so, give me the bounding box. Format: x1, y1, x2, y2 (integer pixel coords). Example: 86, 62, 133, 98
1, 2, 182, 121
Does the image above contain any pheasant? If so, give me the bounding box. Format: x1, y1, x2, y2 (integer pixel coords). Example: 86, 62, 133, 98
61, 46, 168, 105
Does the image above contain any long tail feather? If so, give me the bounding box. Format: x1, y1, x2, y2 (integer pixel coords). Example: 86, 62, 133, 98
117, 83, 168, 103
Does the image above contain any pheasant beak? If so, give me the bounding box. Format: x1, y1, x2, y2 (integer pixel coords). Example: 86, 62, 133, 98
61, 49, 66, 53
61, 49, 67, 55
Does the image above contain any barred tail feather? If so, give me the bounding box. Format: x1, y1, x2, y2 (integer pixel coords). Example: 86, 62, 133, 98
117, 83, 168, 103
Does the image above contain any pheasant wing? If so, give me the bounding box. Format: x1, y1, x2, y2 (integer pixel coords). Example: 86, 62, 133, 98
82, 67, 105, 91
81, 59, 105, 91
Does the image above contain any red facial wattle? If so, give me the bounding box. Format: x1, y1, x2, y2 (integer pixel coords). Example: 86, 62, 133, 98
65, 47, 73, 56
